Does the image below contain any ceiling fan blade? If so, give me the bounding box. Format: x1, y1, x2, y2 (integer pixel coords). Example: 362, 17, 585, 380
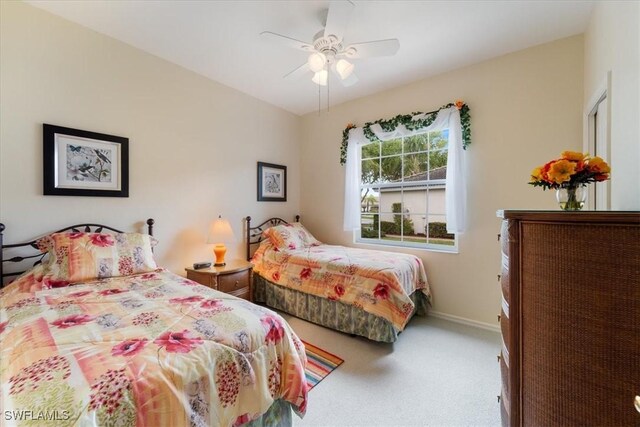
342, 39, 400, 58
339, 72, 359, 87
323, 0, 354, 42
283, 62, 311, 80
260, 31, 314, 51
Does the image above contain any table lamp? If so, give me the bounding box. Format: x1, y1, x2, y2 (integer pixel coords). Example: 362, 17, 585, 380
207, 215, 236, 267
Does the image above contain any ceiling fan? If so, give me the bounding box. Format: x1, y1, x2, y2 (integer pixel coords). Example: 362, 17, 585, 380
260, 0, 400, 88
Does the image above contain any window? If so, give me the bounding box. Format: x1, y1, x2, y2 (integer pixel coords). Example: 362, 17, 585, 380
357, 129, 457, 251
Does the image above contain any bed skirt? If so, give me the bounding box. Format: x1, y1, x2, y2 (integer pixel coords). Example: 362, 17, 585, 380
253, 273, 429, 343
246, 399, 294, 426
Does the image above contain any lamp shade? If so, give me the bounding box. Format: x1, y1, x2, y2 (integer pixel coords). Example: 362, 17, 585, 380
335, 59, 354, 79
207, 216, 236, 244
312, 70, 328, 86
308, 52, 326, 73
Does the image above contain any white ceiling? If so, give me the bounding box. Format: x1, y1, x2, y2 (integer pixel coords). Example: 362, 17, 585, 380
27, 0, 595, 116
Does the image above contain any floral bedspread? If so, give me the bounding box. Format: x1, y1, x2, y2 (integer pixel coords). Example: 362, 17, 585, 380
0, 267, 307, 426
252, 242, 431, 331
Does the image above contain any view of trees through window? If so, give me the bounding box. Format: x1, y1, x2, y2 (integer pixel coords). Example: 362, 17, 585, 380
358, 129, 456, 249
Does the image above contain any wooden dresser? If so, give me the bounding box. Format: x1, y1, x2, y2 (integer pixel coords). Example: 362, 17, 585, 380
496, 211, 640, 426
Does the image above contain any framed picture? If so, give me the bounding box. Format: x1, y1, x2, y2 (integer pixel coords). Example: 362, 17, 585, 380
257, 162, 287, 202
43, 124, 129, 197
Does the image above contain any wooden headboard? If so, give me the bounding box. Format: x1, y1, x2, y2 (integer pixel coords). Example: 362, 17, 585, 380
245, 215, 299, 261
0, 218, 155, 286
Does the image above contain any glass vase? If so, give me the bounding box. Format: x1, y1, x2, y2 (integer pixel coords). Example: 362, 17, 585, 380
556, 186, 586, 211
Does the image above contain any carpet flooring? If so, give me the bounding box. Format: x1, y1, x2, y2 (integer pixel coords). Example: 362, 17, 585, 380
279, 312, 502, 427
303, 340, 344, 390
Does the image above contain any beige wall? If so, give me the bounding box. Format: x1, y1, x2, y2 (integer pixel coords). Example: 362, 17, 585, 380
301, 36, 584, 326
584, 1, 640, 210
0, 1, 301, 273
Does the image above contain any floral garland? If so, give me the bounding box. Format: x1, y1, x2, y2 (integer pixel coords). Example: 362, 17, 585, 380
339, 101, 471, 165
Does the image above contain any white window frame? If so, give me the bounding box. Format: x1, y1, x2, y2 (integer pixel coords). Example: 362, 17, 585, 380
354, 130, 458, 253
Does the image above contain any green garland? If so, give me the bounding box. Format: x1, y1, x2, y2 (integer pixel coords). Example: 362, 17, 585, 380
339, 102, 471, 165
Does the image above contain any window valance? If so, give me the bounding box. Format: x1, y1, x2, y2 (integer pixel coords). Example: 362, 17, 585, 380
340, 101, 471, 165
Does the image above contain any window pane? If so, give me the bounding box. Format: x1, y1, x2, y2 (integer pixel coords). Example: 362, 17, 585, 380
428, 149, 448, 176
360, 188, 379, 213
427, 186, 446, 215
360, 214, 380, 239
361, 158, 380, 184
403, 153, 428, 179
362, 142, 380, 159
380, 156, 402, 183
404, 134, 428, 153
381, 138, 402, 156
430, 130, 449, 150
426, 215, 455, 246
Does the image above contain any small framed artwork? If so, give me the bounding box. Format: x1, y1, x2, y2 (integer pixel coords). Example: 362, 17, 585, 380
43, 124, 129, 197
257, 161, 287, 202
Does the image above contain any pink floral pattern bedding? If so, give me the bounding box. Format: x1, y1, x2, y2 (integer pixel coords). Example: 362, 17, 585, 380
0, 267, 307, 426
252, 241, 431, 330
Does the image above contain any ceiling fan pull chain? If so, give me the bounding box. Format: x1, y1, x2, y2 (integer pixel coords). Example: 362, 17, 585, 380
318, 77, 321, 115
327, 69, 330, 113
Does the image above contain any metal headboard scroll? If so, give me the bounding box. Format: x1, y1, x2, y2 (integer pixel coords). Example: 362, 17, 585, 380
0, 218, 155, 287
245, 215, 300, 261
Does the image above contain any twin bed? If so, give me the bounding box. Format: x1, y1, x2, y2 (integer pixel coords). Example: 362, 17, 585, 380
246, 216, 431, 343
0, 216, 431, 426
0, 220, 306, 427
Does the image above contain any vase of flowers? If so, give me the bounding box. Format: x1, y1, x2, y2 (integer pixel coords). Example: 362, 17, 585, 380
529, 151, 611, 211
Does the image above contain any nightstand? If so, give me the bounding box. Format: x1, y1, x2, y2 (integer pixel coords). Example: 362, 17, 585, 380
185, 259, 253, 301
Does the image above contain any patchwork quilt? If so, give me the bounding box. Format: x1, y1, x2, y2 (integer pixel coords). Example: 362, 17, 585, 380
0, 267, 307, 426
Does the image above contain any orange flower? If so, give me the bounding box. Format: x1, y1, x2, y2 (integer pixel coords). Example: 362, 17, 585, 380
547, 159, 576, 184
587, 156, 611, 174
530, 167, 544, 181
454, 100, 464, 110
561, 151, 584, 161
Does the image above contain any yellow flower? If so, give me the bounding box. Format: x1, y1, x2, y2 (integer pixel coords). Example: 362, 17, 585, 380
547, 159, 576, 184
587, 156, 611, 173
530, 167, 544, 181
561, 151, 584, 161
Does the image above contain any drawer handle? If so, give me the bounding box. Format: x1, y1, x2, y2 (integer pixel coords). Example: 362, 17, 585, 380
635, 396, 640, 413
497, 314, 501, 323
234, 280, 240, 288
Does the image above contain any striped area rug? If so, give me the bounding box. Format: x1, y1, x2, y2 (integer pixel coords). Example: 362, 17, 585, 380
302, 340, 344, 390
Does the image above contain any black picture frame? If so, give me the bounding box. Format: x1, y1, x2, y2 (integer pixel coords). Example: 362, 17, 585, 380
257, 162, 287, 202
43, 124, 129, 197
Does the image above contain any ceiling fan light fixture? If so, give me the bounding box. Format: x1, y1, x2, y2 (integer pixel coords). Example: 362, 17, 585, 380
312, 70, 328, 86
335, 59, 354, 79
308, 52, 326, 73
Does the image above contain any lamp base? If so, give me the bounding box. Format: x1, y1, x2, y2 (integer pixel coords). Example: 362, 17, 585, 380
213, 244, 227, 267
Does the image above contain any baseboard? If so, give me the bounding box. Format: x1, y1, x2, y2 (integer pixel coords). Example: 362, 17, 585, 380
429, 310, 500, 333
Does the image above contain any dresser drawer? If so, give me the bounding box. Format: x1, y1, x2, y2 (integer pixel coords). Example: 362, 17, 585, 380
218, 270, 250, 294
500, 396, 510, 427
500, 220, 510, 254
500, 351, 509, 396
500, 257, 510, 303
186, 270, 215, 287
500, 306, 510, 351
